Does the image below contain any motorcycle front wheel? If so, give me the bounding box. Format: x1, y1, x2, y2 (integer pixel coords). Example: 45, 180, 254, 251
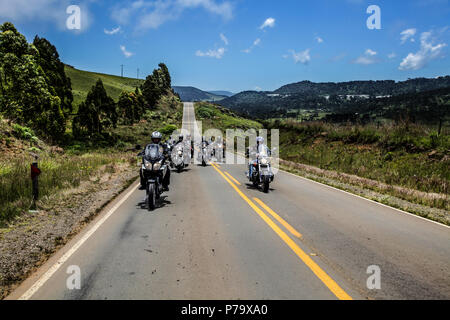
263, 175, 270, 193
147, 183, 156, 211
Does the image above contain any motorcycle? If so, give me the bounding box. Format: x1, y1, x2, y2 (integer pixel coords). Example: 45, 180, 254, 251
248, 145, 274, 193
198, 141, 210, 167
171, 143, 188, 173
212, 141, 224, 163
138, 144, 169, 211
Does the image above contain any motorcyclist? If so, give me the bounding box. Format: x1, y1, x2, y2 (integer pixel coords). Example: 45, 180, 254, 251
186, 134, 194, 158
139, 131, 171, 191
247, 136, 271, 178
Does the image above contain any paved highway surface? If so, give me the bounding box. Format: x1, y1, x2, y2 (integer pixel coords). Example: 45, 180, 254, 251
8, 102, 450, 300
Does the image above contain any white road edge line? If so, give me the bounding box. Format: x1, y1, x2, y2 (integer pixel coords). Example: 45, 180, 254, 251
279, 168, 450, 230
233, 151, 449, 229
18, 183, 139, 300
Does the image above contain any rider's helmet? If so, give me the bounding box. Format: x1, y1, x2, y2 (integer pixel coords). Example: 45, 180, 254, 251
178, 134, 184, 143
256, 136, 264, 145
151, 131, 163, 144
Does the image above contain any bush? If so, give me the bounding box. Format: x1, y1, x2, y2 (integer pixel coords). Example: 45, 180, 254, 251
160, 124, 177, 135
12, 124, 35, 141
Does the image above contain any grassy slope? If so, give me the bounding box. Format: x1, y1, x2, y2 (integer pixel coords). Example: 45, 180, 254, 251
65, 65, 144, 108
194, 101, 263, 132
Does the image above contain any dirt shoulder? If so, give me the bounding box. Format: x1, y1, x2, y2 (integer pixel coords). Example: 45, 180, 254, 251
0, 161, 139, 299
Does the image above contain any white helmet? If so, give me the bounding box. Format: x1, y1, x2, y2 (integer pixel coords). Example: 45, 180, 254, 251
151, 131, 163, 144
256, 136, 264, 144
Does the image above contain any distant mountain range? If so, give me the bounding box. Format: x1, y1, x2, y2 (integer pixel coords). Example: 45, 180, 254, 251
218, 76, 450, 118
207, 90, 235, 97
172, 86, 234, 102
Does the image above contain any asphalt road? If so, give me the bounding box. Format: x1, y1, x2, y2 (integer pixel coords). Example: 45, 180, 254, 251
8, 102, 450, 300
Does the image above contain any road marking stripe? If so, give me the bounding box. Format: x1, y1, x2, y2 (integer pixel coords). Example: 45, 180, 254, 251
253, 198, 302, 239
224, 171, 241, 186
210, 163, 352, 300
18, 183, 139, 300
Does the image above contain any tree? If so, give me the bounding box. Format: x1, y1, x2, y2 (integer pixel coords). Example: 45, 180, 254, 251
141, 63, 172, 109
0, 22, 66, 141
73, 79, 117, 138
118, 91, 138, 125
33, 36, 73, 115
158, 62, 171, 89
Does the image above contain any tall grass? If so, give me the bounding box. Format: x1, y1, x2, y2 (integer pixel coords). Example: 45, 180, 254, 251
0, 153, 128, 226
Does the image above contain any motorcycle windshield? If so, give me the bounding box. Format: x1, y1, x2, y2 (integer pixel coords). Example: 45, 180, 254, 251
258, 144, 269, 157
144, 144, 163, 161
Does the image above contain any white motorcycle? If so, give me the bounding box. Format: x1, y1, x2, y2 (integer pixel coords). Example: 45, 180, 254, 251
171, 143, 188, 173
248, 145, 274, 193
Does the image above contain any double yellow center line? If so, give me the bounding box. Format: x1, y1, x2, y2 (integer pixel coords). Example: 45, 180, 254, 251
210, 162, 352, 300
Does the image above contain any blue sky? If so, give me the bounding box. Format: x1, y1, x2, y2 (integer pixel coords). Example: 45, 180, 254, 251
1, 0, 449, 92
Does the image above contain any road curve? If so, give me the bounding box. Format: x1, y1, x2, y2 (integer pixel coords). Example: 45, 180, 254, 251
8, 102, 450, 300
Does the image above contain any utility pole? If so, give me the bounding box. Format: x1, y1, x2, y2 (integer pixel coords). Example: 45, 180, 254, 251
137, 68, 140, 79
120, 64, 124, 78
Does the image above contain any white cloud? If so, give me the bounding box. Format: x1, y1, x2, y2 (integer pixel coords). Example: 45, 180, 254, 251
196, 47, 225, 59
388, 52, 397, 59
104, 26, 121, 35
242, 38, 261, 54
316, 37, 324, 44
120, 45, 134, 58
220, 33, 229, 45
112, 0, 233, 33
260, 17, 275, 30
399, 31, 447, 70
353, 49, 379, 65
400, 28, 417, 44
254, 86, 262, 91
285, 49, 311, 64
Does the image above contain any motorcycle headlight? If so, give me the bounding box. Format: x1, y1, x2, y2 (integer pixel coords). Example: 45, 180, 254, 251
178, 150, 183, 156
144, 160, 152, 170
260, 158, 268, 165
153, 162, 162, 171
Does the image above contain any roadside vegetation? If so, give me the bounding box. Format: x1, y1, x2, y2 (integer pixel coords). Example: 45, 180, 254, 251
0, 22, 182, 227
265, 120, 449, 211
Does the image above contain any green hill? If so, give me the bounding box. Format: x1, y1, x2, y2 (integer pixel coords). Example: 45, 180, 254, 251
64, 65, 144, 108
172, 86, 226, 102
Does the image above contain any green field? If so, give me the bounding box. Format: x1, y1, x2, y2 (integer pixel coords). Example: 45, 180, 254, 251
65, 65, 144, 108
